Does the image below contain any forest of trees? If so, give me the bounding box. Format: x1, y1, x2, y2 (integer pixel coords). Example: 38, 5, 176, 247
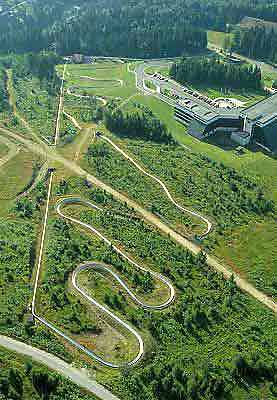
11, 52, 62, 92
0, 52, 61, 84
0, 360, 97, 399
1, 0, 277, 57
170, 56, 263, 89
104, 106, 174, 144
0, 0, 207, 57
0, 64, 9, 113
234, 26, 277, 64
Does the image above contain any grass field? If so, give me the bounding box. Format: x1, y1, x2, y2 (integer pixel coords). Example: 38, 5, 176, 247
59, 61, 136, 101
0, 141, 9, 158
0, 150, 39, 216
207, 30, 234, 49
144, 65, 171, 77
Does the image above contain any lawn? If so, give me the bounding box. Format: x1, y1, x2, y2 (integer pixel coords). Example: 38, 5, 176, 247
144, 65, 171, 77
0, 150, 39, 216
0, 141, 8, 158
59, 61, 136, 101
207, 30, 234, 49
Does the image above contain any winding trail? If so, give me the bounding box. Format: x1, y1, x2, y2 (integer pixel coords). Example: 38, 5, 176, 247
0, 136, 20, 168
1, 126, 276, 313
66, 88, 107, 105
80, 75, 123, 87
63, 110, 82, 130
31, 174, 174, 368
99, 134, 212, 238
49, 197, 175, 368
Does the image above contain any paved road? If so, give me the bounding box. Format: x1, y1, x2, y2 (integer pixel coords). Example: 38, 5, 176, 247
1, 126, 276, 313
0, 334, 120, 400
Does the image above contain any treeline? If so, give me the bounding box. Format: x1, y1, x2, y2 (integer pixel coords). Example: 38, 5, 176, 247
0, 0, 207, 57
234, 26, 277, 64
2, 1, 277, 56
104, 106, 174, 144
170, 57, 262, 89
0, 64, 9, 112
0, 360, 98, 400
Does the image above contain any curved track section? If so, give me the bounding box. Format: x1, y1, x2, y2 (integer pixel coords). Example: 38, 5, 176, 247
64, 63, 212, 238
80, 75, 123, 87
66, 88, 107, 105
34, 197, 175, 369
99, 134, 213, 238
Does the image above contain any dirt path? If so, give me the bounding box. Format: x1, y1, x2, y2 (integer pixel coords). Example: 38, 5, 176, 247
66, 88, 107, 105
0, 136, 20, 168
16, 162, 48, 200
1, 126, 276, 313
63, 110, 82, 130
74, 127, 95, 162
99, 134, 212, 238
6, 69, 47, 146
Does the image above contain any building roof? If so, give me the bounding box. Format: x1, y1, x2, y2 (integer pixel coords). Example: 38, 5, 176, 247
243, 94, 277, 125
188, 120, 207, 139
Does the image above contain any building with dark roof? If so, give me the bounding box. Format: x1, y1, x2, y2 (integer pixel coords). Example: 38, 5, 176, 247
174, 93, 277, 152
